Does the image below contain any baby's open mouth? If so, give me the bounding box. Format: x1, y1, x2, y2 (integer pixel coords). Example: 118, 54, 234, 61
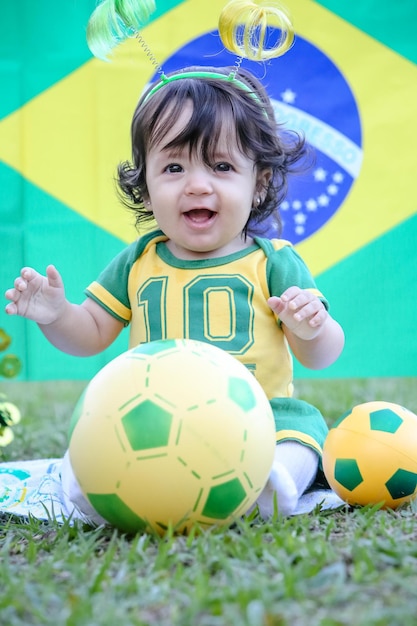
185, 209, 216, 223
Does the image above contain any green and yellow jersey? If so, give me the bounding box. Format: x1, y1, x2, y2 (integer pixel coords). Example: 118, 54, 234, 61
86, 230, 328, 454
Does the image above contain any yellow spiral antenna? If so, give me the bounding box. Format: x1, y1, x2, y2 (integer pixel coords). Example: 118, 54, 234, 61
218, 0, 294, 61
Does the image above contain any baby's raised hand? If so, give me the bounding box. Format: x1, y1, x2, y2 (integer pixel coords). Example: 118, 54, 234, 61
5, 265, 66, 325
268, 286, 327, 340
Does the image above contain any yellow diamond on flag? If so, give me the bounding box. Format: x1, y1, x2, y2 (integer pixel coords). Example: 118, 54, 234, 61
290, 1, 417, 274
0, 49, 150, 243
1, 0, 416, 381
0, 0, 415, 272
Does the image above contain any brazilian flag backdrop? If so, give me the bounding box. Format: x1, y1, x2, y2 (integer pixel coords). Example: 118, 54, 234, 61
1, 0, 416, 381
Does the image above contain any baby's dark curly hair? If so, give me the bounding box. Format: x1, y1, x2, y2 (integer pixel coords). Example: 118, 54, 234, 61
118, 65, 310, 237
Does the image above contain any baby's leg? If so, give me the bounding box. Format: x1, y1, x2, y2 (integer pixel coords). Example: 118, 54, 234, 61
61, 450, 107, 526
256, 441, 319, 518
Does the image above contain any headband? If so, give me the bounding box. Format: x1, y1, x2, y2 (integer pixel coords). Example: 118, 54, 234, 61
141, 70, 266, 108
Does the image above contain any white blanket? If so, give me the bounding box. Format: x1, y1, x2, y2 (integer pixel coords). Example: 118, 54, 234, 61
0, 459, 345, 524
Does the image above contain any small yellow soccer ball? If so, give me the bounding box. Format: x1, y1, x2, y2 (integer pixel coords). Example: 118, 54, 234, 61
323, 401, 417, 509
68, 339, 276, 534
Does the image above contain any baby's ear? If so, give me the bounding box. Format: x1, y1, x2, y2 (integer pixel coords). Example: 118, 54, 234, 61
142, 193, 151, 208
257, 167, 273, 192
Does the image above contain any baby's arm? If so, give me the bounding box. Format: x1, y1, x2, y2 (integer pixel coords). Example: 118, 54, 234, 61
5, 265, 124, 356
268, 286, 344, 369
255, 287, 344, 518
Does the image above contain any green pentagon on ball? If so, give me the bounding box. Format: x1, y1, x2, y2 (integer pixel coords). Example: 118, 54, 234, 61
122, 400, 172, 450
369, 408, 403, 433
68, 388, 87, 439
87, 492, 148, 533
330, 410, 351, 429
385, 468, 417, 500
131, 339, 177, 356
334, 458, 364, 491
227, 377, 257, 412
201, 477, 247, 519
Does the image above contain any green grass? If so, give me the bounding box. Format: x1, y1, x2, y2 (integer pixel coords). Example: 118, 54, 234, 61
1, 378, 417, 626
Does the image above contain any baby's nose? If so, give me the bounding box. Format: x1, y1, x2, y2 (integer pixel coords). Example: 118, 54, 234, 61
185, 169, 213, 194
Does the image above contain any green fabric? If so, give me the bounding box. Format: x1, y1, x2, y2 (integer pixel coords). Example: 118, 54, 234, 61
270, 397, 328, 453
314, 0, 417, 63
1, 0, 416, 380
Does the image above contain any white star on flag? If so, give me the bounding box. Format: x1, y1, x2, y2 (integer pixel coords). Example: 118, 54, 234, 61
280, 88, 296, 104
313, 168, 328, 182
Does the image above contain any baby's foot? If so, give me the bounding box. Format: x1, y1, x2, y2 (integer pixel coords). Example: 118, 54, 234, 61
256, 461, 298, 518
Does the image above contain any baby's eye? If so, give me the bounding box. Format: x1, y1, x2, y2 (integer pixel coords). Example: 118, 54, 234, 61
165, 163, 183, 173
214, 162, 233, 172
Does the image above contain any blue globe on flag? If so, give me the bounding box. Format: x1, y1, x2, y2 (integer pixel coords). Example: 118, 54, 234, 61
153, 30, 362, 244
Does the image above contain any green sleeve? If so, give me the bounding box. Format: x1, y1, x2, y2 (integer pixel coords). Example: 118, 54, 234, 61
84, 229, 163, 317
258, 238, 329, 309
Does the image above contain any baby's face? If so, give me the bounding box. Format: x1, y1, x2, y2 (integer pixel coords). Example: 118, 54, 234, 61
145, 102, 264, 260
